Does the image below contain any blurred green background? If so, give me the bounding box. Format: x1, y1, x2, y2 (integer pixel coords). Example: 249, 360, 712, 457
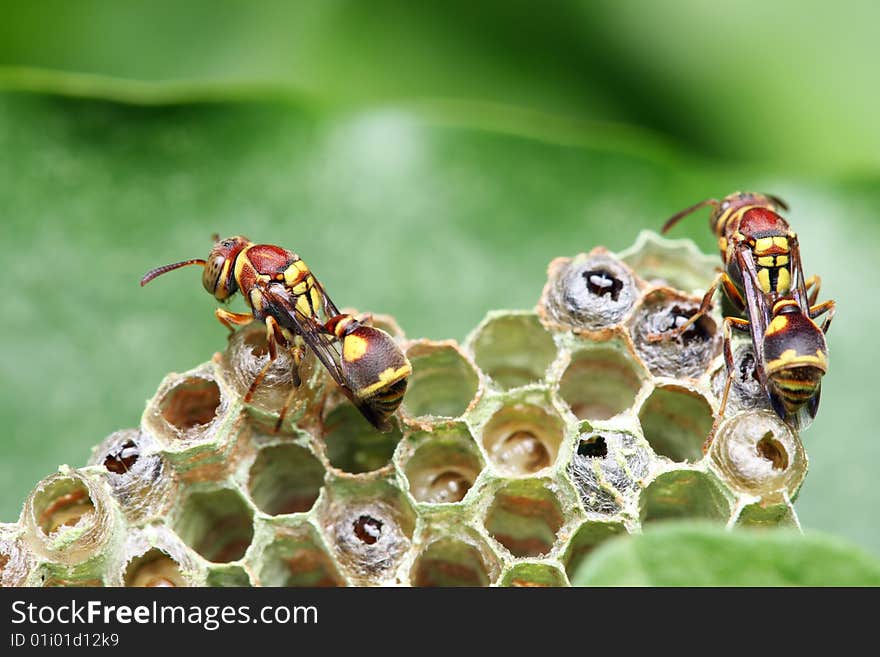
1, 1, 878, 556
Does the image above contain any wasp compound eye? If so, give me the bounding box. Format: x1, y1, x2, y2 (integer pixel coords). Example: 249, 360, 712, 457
539, 251, 638, 331
202, 254, 227, 296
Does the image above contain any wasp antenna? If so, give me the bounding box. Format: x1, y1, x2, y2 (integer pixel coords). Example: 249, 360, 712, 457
140, 259, 207, 286
211, 233, 221, 243
661, 198, 719, 234
766, 194, 789, 211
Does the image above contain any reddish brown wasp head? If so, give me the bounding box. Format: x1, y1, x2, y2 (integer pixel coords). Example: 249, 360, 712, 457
203, 235, 250, 300
140, 235, 251, 301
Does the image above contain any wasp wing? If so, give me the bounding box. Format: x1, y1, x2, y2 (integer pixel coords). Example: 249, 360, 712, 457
261, 285, 388, 430
308, 275, 342, 320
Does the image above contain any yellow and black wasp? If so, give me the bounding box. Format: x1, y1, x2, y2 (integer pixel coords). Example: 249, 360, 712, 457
140, 236, 411, 432
659, 192, 836, 428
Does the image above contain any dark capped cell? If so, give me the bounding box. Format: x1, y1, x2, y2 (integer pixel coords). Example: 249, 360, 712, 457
630, 289, 721, 379
583, 269, 624, 301
88, 430, 173, 524
539, 251, 638, 331
318, 482, 415, 584
577, 436, 608, 458
657, 305, 715, 345
353, 515, 383, 545
103, 441, 140, 474
568, 431, 651, 515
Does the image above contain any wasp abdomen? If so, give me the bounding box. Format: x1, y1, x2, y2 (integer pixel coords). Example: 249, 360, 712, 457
341, 326, 412, 399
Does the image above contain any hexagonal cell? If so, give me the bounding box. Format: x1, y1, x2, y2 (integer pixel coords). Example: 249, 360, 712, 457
630, 288, 721, 379
248, 443, 325, 515
174, 488, 254, 563
124, 548, 188, 587
638, 385, 714, 463
483, 480, 565, 558
709, 410, 807, 499
401, 341, 480, 421
158, 376, 223, 436
402, 425, 484, 504
88, 429, 176, 523
319, 478, 416, 585
559, 340, 646, 421
259, 524, 345, 587
501, 562, 568, 587
568, 430, 651, 515
205, 566, 253, 587
0, 528, 33, 587
481, 402, 565, 476
735, 501, 800, 529
539, 249, 639, 331
618, 230, 717, 294
410, 529, 498, 587
640, 470, 731, 523
321, 401, 402, 474
469, 312, 556, 389
219, 323, 323, 431
23, 470, 113, 565
562, 520, 627, 581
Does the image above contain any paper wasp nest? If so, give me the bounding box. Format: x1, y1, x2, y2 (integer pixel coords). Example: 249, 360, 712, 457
2, 232, 807, 587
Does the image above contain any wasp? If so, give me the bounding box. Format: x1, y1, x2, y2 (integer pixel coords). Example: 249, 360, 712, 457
140, 236, 411, 432
722, 244, 834, 428
658, 191, 835, 427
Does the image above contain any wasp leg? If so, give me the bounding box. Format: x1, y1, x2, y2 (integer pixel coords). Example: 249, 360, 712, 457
809, 299, 836, 334
647, 272, 728, 342
804, 275, 822, 307
243, 317, 284, 404
274, 346, 305, 433
215, 308, 254, 334
719, 316, 752, 418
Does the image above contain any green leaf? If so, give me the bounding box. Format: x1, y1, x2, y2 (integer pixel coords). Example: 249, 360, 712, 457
0, 90, 879, 562
571, 522, 880, 586
1, 1, 878, 173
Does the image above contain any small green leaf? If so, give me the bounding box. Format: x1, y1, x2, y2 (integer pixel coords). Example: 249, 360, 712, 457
571, 522, 880, 586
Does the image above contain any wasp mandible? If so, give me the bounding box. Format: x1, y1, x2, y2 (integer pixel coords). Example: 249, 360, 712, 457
659, 192, 836, 427
140, 236, 411, 432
